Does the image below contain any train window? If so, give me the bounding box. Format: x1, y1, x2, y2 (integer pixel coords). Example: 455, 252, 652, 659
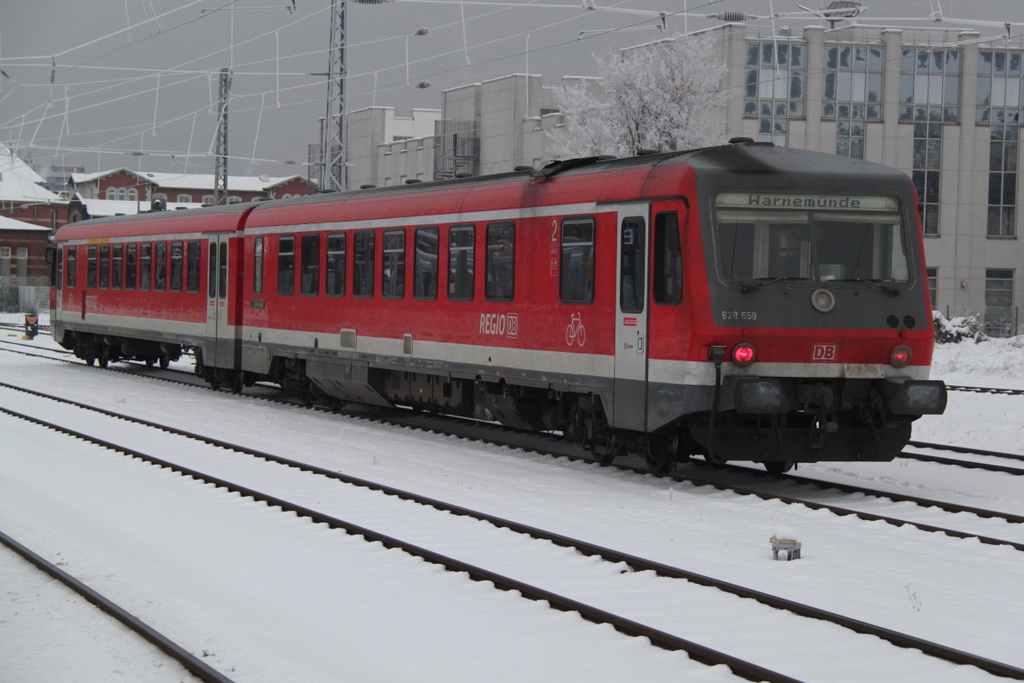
485, 221, 515, 302
278, 235, 295, 296
653, 213, 683, 305
353, 230, 375, 297
620, 217, 645, 314
87, 246, 97, 289
66, 247, 77, 289
253, 237, 264, 295
125, 244, 137, 291
382, 229, 405, 299
99, 245, 110, 289
560, 217, 595, 304
301, 234, 320, 296
187, 241, 201, 293
154, 242, 167, 291
413, 227, 438, 300
326, 233, 345, 297
218, 241, 228, 299
56, 247, 63, 291
448, 224, 475, 301
112, 244, 123, 290
140, 244, 151, 291
208, 242, 217, 298
170, 242, 183, 292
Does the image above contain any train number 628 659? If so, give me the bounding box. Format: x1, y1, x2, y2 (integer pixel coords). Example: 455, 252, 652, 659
721, 310, 757, 321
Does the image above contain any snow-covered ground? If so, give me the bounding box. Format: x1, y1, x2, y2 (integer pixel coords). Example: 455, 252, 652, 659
2, 314, 1023, 681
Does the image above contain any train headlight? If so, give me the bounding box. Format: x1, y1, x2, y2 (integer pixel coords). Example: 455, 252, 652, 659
889, 344, 912, 368
732, 342, 756, 366
811, 288, 835, 313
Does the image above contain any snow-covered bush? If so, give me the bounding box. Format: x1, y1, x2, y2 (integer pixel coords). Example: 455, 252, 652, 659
932, 309, 987, 344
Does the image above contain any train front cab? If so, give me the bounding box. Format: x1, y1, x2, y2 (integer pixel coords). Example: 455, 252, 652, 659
658, 143, 949, 473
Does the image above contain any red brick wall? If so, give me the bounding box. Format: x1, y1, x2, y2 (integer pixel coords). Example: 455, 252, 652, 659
0, 228, 51, 279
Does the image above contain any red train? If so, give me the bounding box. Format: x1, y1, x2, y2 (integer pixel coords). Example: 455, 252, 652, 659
50, 140, 947, 473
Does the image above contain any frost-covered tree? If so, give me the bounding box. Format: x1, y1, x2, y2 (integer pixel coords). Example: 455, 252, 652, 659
548, 32, 728, 159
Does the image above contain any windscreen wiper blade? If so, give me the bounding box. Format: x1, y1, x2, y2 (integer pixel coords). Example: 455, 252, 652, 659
739, 276, 811, 293
836, 278, 901, 295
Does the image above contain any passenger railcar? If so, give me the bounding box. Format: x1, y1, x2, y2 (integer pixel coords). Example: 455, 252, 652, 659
51, 140, 947, 473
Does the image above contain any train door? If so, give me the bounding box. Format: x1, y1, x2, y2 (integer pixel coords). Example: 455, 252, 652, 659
612, 203, 650, 430
205, 235, 231, 367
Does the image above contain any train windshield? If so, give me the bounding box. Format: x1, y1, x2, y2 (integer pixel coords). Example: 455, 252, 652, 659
713, 192, 910, 288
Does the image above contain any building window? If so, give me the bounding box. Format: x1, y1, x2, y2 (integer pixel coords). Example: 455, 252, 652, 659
560, 217, 595, 304
987, 125, 1018, 237
326, 233, 345, 297
277, 235, 295, 296
744, 41, 805, 146
899, 48, 960, 123
413, 227, 438, 300
485, 222, 515, 302
382, 229, 405, 299
203, 195, 215, 205
927, 267, 937, 309
177, 194, 193, 203
822, 44, 883, 158
353, 230, 375, 297
912, 122, 942, 235
985, 268, 1015, 337
301, 233, 320, 296
0, 247, 9, 258
447, 224, 475, 301
127, 188, 138, 202
105, 187, 117, 200
977, 51, 1023, 125
117, 188, 127, 201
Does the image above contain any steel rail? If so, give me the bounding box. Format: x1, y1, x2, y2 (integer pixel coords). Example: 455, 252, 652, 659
0, 529, 236, 683
3, 384, 1024, 679
0, 404, 801, 683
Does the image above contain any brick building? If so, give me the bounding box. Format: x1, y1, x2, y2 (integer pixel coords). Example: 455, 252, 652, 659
68, 169, 311, 216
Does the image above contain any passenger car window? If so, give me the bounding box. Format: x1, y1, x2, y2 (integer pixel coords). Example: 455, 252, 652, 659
448, 224, 475, 301
414, 227, 438, 300
560, 217, 595, 304
278, 235, 295, 296
485, 222, 515, 302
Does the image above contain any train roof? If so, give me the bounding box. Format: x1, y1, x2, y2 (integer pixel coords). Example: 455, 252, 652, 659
55, 201, 252, 242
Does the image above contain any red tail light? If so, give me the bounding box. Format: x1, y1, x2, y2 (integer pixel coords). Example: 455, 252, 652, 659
890, 344, 912, 368
732, 342, 757, 366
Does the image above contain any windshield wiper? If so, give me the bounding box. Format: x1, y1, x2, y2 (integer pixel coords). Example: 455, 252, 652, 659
836, 278, 901, 296
739, 276, 811, 293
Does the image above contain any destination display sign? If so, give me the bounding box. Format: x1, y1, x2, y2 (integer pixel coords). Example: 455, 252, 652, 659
716, 192, 898, 211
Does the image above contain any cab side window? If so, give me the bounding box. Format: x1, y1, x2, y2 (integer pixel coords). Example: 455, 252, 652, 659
653, 212, 683, 305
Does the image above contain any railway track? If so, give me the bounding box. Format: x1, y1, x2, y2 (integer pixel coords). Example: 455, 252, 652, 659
0, 529, 235, 683
2, 384, 1021, 681
4, 342, 1024, 541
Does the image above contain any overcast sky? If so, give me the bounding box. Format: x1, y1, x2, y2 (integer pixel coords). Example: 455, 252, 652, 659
0, 0, 1013, 180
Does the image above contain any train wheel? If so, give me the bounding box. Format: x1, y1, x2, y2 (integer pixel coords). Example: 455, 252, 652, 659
159, 355, 170, 369
98, 347, 110, 369
645, 433, 680, 475
763, 461, 794, 475
145, 358, 156, 367
85, 356, 95, 367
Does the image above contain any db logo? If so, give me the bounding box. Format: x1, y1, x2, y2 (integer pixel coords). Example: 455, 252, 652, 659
811, 344, 838, 362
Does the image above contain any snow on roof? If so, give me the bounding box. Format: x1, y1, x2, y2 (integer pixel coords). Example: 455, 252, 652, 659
69, 168, 303, 192
76, 197, 202, 217
0, 147, 65, 205
0, 213, 51, 232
